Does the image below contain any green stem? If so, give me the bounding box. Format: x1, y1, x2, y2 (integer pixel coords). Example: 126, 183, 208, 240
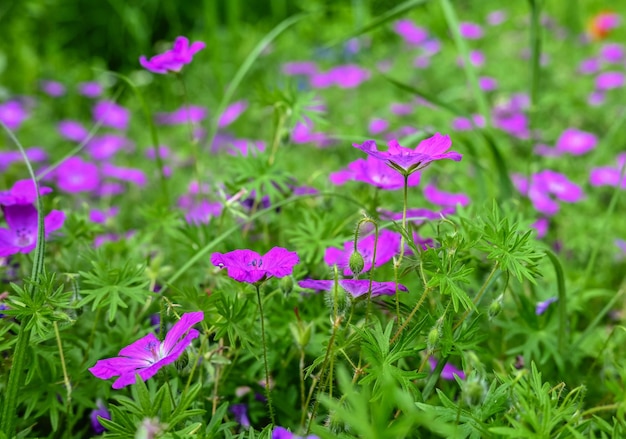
255, 284, 276, 425
54, 322, 73, 437
1, 321, 31, 436
394, 173, 410, 324
453, 263, 499, 331
390, 286, 431, 345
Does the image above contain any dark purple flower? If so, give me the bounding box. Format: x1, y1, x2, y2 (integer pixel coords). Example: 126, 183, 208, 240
230, 404, 250, 429
596, 71, 624, 90
0, 180, 52, 206
428, 357, 466, 380
56, 157, 100, 193
299, 279, 408, 298
58, 120, 89, 142
423, 183, 470, 207
40, 80, 66, 97
140, 36, 206, 74
353, 133, 461, 175
0, 303, 9, 318
330, 156, 421, 190
0, 100, 29, 130
0, 204, 65, 257
272, 427, 319, 439
78, 81, 103, 98
211, 247, 299, 284
555, 128, 597, 155
324, 230, 401, 276
393, 19, 429, 46
90, 400, 111, 434
89, 311, 204, 389
459, 22, 483, 39
93, 101, 130, 131
536, 297, 557, 315
155, 105, 207, 125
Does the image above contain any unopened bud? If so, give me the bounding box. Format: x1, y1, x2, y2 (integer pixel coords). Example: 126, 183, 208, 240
280, 276, 294, 296
289, 322, 312, 349
427, 326, 441, 353
348, 251, 365, 277
462, 375, 488, 407
488, 294, 503, 320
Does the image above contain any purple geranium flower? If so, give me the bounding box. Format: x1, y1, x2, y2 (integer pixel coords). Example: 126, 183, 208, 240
329, 156, 421, 190
600, 43, 624, 63
299, 279, 408, 298
218, 101, 248, 128
89, 311, 204, 389
90, 400, 111, 434
230, 404, 250, 429
273, 427, 319, 439
536, 297, 557, 315
555, 128, 597, 155
87, 134, 132, 160
324, 229, 401, 276
56, 157, 100, 193
139, 36, 206, 74
101, 163, 147, 187
0, 100, 29, 131
428, 357, 466, 380
93, 101, 130, 130
0, 204, 65, 257
211, 247, 299, 284
0, 180, 52, 206
368, 118, 389, 135
515, 171, 583, 216
353, 133, 461, 176
578, 57, 600, 74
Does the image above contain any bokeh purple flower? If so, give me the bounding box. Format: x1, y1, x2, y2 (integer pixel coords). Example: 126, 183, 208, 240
299, 279, 408, 298
93, 101, 130, 130
329, 156, 421, 190
428, 357, 466, 380
536, 297, 557, 315
0, 100, 29, 130
90, 400, 111, 434
324, 230, 401, 276
140, 36, 206, 74
0, 204, 65, 257
555, 128, 597, 155
393, 19, 429, 46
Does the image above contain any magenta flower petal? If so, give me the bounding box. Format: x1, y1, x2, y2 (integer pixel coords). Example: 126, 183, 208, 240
555, 128, 597, 155
429, 357, 466, 380
596, 71, 624, 90
218, 101, 248, 128
139, 36, 205, 74
299, 279, 408, 298
424, 184, 470, 207
393, 19, 429, 46
324, 230, 401, 276
211, 247, 299, 283
89, 312, 203, 389
0, 179, 52, 206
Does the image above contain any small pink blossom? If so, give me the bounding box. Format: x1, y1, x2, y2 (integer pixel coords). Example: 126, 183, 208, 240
139, 36, 205, 74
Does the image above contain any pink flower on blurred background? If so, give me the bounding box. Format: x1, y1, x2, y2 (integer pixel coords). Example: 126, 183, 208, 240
459, 22, 483, 39
93, 100, 130, 130
555, 128, 597, 155
139, 36, 206, 74
393, 19, 429, 46
89, 311, 204, 389
211, 247, 299, 284
0, 100, 29, 131
0, 204, 65, 257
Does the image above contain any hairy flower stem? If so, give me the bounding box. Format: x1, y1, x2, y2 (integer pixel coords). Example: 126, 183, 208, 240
394, 173, 410, 324
255, 284, 276, 425
1, 321, 30, 436
306, 315, 342, 435
268, 104, 288, 166
54, 321, 73, 436
390, 286, 432, 345
453, 263, 499, 331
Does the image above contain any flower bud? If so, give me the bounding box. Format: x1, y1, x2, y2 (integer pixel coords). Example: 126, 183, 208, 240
427, 326, 441, 354
280, 276, 294, 296
348, 250, 365, 277
462, 375, 488, 407
488, 294, 503, 320
289, 321, 312, 349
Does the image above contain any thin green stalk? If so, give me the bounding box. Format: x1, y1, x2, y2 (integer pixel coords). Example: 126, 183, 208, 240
440, 0, 491, 126
453, 263, 499, 331
394, 173, 410, 324
205, 13, 306, 155
527, 0, 543, 175
544, 250, 567, 354
581, 161, 626, 287
54, 321, 73, 436
255, 284, 276, 425
268, 104, 288, 166
390, 286, 431, 345
0, 120, 46, 437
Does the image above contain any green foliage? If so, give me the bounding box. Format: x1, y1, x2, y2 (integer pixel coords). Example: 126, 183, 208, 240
76, 251, 151, 321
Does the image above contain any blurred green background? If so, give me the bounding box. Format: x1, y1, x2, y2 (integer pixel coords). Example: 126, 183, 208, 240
0, 0, 616, 95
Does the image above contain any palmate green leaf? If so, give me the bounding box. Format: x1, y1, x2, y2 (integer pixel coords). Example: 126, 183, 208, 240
76, 253, 150, 321
421, 247, 474, 312
210, 290, 255, 351
285, 210, 346, 265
